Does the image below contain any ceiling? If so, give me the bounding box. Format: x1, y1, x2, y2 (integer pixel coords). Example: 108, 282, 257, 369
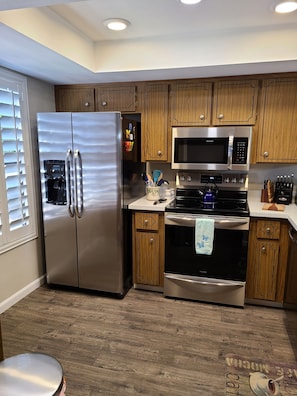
0, 0, 297, 85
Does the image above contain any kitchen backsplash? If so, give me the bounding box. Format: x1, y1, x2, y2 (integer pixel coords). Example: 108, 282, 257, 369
248, 164, 297, 191
146, 162, 297, 199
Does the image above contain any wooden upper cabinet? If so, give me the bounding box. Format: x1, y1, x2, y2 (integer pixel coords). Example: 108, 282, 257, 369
212, 79, 259, 125
169, 81, 212, 126
256, 78, 297, 163
95, 84, 136, 112
141, 83, 169, 162
55, 86, 95, 112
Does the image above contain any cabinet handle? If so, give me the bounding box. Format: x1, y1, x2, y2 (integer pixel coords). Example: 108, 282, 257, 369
263, 151, 269, 158
101, 101, 107, 107
266, 227, 271, 234
84, 102, 90, 107
199, 114, 205, 120
157, 150, 162, 157
217, 114, 224, 120
144, 219, 149, 224
261, 245, 266, 253
149, 238, 154, 244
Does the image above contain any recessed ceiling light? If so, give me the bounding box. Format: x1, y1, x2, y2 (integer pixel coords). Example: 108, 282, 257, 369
275, 1, 297, 13
180, 0, 202, 4
103, 18, 130, 31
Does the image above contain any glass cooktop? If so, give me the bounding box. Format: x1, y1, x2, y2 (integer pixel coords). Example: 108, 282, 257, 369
166, 188, 249, 216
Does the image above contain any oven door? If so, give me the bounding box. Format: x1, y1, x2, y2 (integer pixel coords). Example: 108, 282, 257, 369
164, 213, 250, 307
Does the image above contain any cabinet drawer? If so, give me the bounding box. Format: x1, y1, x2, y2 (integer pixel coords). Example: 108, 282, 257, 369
256, 220, 280, 239
135, 212, 159, 231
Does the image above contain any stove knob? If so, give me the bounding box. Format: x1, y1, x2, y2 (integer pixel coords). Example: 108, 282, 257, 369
232, 177, 237, 183
180, 175, 185, 181
187, 176, 192, 182
224, 177, 230, 183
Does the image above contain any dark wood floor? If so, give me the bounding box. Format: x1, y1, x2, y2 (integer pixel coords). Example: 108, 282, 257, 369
1, 285, 297, 395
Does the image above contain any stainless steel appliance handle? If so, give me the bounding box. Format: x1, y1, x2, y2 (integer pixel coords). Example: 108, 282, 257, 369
74, 149, 83, 218
165, 215, 249, 229
166, 274, 241, 288
227, 135, 234, 170
289, 227, 297, 244
65, 149, 75, 217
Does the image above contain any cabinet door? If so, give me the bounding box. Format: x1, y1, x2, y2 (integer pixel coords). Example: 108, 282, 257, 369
285, 229, 297, 305
55, 87, 95, 112
95, 85, 136, 112
212, 80, 259, 125
169, 81, 212, 126
134, 231, 160, 286
256, 78, 297, 163
246, 240, 279, 301
142, 83, 169, 161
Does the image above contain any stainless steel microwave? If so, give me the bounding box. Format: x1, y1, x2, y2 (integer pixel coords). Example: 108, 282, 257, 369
171, 126, 252, 171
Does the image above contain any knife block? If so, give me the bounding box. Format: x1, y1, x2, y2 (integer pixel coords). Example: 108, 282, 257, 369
261, 189, 268, 203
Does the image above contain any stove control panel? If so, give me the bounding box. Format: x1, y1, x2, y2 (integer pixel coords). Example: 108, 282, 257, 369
177, 172, 248, 189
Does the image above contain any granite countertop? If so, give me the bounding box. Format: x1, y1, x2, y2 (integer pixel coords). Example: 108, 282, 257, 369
128, 190, 297, 229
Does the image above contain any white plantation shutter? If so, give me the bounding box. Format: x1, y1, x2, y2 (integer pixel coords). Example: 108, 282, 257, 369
0, 70, 37, 253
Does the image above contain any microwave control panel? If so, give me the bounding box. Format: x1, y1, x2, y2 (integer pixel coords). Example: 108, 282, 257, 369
232, 138, 248, 164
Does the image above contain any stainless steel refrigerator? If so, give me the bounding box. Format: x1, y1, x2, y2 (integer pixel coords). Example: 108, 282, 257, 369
37, 111, 135, 297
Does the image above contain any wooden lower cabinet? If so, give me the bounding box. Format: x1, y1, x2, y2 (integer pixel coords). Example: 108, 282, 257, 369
0, 319, 3, 361
132, 211, 164, 290
246, 218, 289, 304
284, 227, 297, 305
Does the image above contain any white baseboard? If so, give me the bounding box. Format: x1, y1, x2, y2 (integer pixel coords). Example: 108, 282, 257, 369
0, 275, 46, 314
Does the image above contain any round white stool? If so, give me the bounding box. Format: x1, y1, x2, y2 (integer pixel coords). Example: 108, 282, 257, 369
0, 352, 65, 395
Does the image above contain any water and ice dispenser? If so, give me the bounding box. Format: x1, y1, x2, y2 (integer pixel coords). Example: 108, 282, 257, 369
44, 160, 66, 205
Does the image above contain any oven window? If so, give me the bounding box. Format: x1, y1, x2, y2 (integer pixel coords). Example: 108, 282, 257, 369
174, 137, 229, 164
165, 225, 248, 281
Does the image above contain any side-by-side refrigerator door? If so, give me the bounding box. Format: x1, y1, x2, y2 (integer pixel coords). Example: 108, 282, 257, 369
72, 112, 123, 294
37, 112, 79, 287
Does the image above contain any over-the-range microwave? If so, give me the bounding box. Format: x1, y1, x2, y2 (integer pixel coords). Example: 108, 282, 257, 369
171, 126, 252, 171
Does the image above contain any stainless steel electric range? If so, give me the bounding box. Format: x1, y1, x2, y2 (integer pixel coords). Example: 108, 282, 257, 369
164, 173, 250, 307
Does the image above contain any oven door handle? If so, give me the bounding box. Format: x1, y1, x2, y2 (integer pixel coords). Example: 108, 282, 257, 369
165, 274, 244, 288
165, 215, 249, 228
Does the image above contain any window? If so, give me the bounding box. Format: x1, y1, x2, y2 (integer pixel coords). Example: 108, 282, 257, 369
0, 69, 37, 253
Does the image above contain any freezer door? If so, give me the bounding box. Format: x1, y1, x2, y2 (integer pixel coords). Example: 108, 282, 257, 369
37, 112, 78, 287
72, 112, 124, 294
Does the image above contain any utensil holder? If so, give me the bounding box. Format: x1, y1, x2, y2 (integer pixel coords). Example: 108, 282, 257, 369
146, 186, 160, 201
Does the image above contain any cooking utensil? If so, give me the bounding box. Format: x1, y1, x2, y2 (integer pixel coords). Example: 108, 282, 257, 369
152, 170, 162, 184
153, 198, 167, 205
156, 179, 169, 186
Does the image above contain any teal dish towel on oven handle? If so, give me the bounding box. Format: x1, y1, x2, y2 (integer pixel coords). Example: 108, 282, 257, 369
195, 218, 215, 255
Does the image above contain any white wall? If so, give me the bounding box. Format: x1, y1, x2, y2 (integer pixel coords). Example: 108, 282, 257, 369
0, 71, 55, 313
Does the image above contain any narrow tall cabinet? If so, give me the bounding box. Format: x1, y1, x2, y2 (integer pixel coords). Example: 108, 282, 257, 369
140, 83, 169, 162
132, 211, 165, 290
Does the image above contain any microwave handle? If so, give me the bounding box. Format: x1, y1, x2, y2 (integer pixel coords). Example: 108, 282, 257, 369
227, 135, 234, 170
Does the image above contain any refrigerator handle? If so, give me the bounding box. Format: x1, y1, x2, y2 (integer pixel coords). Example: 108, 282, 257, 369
66, 149, 75, 217
74, 149, 84, 218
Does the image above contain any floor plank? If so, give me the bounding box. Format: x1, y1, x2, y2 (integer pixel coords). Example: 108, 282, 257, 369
1, 285, 297, 395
